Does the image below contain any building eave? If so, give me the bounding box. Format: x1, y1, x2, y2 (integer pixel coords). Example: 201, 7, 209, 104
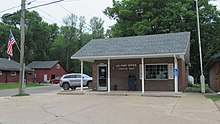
71, 53, 186, 62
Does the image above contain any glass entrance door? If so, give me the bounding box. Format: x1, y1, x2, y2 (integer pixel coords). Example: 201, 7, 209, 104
98, 66, 107, 90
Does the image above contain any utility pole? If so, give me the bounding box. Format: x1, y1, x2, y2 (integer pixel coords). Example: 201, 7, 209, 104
19, 0, 26, 95
195, 0, 205, 93
17, 0, 64, 95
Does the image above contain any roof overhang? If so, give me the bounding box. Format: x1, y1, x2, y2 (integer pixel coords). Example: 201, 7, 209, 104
71, 53, 187, 63
205, 53, 220, 69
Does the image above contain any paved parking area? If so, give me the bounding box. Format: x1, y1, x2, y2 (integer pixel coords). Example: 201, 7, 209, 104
0, 93, 219, 124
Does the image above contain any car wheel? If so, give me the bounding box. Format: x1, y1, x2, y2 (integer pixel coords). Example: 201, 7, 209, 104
63, 83, 70, 90
87, 81, 92, 89
71, 87, 76, 90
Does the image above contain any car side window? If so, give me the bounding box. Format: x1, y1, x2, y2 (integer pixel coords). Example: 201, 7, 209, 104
75, 75, 81, 78
69, 75, 76, 78
64, 75, 76, 78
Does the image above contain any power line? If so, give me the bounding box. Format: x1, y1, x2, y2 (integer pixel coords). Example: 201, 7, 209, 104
0, 5, 20, 14
0, 0, 76, 15
37, 8, 64, 24
27, 0, 64, 9
34, 0, 56, 3
1, 0, 75, 26
40, 14, 56, 23
57, 3, 72, 15
0, 0, 38, 14
26, 0, 38, 5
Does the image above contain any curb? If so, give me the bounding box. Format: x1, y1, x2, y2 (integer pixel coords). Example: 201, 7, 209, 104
57, 91, 182, 98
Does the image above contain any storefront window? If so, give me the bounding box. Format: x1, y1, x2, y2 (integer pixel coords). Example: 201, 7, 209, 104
146, 64, 168, 79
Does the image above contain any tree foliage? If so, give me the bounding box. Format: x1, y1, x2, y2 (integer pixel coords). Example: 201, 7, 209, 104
104, 0, 220, 83
50, 15, 105, 74
0, 22, 19, 59
89, 17, 105, 39
1, 11, 105, 76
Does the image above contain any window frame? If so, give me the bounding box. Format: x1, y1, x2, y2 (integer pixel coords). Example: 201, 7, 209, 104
145, 63, 169, 80
11, 71, 16, 76
56, 64, 60, 69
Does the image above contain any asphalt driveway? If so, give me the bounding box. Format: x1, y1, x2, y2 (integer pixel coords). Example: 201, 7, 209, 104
0, 84, 62, 97
0, 93, 219, 124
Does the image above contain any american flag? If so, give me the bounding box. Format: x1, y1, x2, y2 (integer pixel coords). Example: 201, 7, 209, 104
7, 31, 16, 57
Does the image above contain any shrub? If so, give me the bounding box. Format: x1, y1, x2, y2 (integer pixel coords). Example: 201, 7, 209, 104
184, 84, 212, 93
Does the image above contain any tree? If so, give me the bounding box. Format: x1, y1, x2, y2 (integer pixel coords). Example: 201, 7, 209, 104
0, 22, 20, 60
24, 11, 59, 63
1, 11, 59, 63
1, 10, 105, 76
89, 17, 105, 39
59, 14, 78, 71
104, 0, 220, 83
50, 14, 96, 75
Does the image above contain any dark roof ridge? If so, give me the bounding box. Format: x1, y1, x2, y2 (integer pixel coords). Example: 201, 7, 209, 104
0, 58, 33, 71
92, 31, 190, 41
205, 53, 220, 69
27, 60, 60, 69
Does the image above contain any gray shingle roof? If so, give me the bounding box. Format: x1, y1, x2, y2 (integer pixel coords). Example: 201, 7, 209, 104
0, 58, 32, 72
27, 61, 59, 69
71, 32, 190, 59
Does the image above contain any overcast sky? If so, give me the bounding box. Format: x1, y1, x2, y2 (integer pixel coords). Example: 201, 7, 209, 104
0, 0, 116, 30
0, 0, 220, 31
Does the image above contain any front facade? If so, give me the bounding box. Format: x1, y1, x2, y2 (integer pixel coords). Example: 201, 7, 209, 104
92, 58, 188, 91
0, 70, 20, 83
206, 53, 220, 92
0, 58, 33, 83
71, 32, 190, 93
27, 61, 67, 83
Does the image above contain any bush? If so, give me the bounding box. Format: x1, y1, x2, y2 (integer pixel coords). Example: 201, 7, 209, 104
184, 84, 212, 93
187, 83, 193, 87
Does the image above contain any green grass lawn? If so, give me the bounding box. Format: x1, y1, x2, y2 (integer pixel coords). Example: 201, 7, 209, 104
184, 84, 220, 101
0, 83, 49, 90
205, 95, 220, 101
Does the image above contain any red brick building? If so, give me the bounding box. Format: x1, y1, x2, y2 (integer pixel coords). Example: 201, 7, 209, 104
205, 53, 220, 92
0, 58, 33, 83
27, 61, 67, 83
71, 32, 190, 93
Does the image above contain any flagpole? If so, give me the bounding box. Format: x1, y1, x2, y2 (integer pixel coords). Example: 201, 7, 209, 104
195, 0, 205, 93
15, 42, 21, 53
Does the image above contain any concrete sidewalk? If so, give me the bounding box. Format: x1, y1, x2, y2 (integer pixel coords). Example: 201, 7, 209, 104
58, 88, 183, 97
0, 93, 219, 124
215, 100, 220, 112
